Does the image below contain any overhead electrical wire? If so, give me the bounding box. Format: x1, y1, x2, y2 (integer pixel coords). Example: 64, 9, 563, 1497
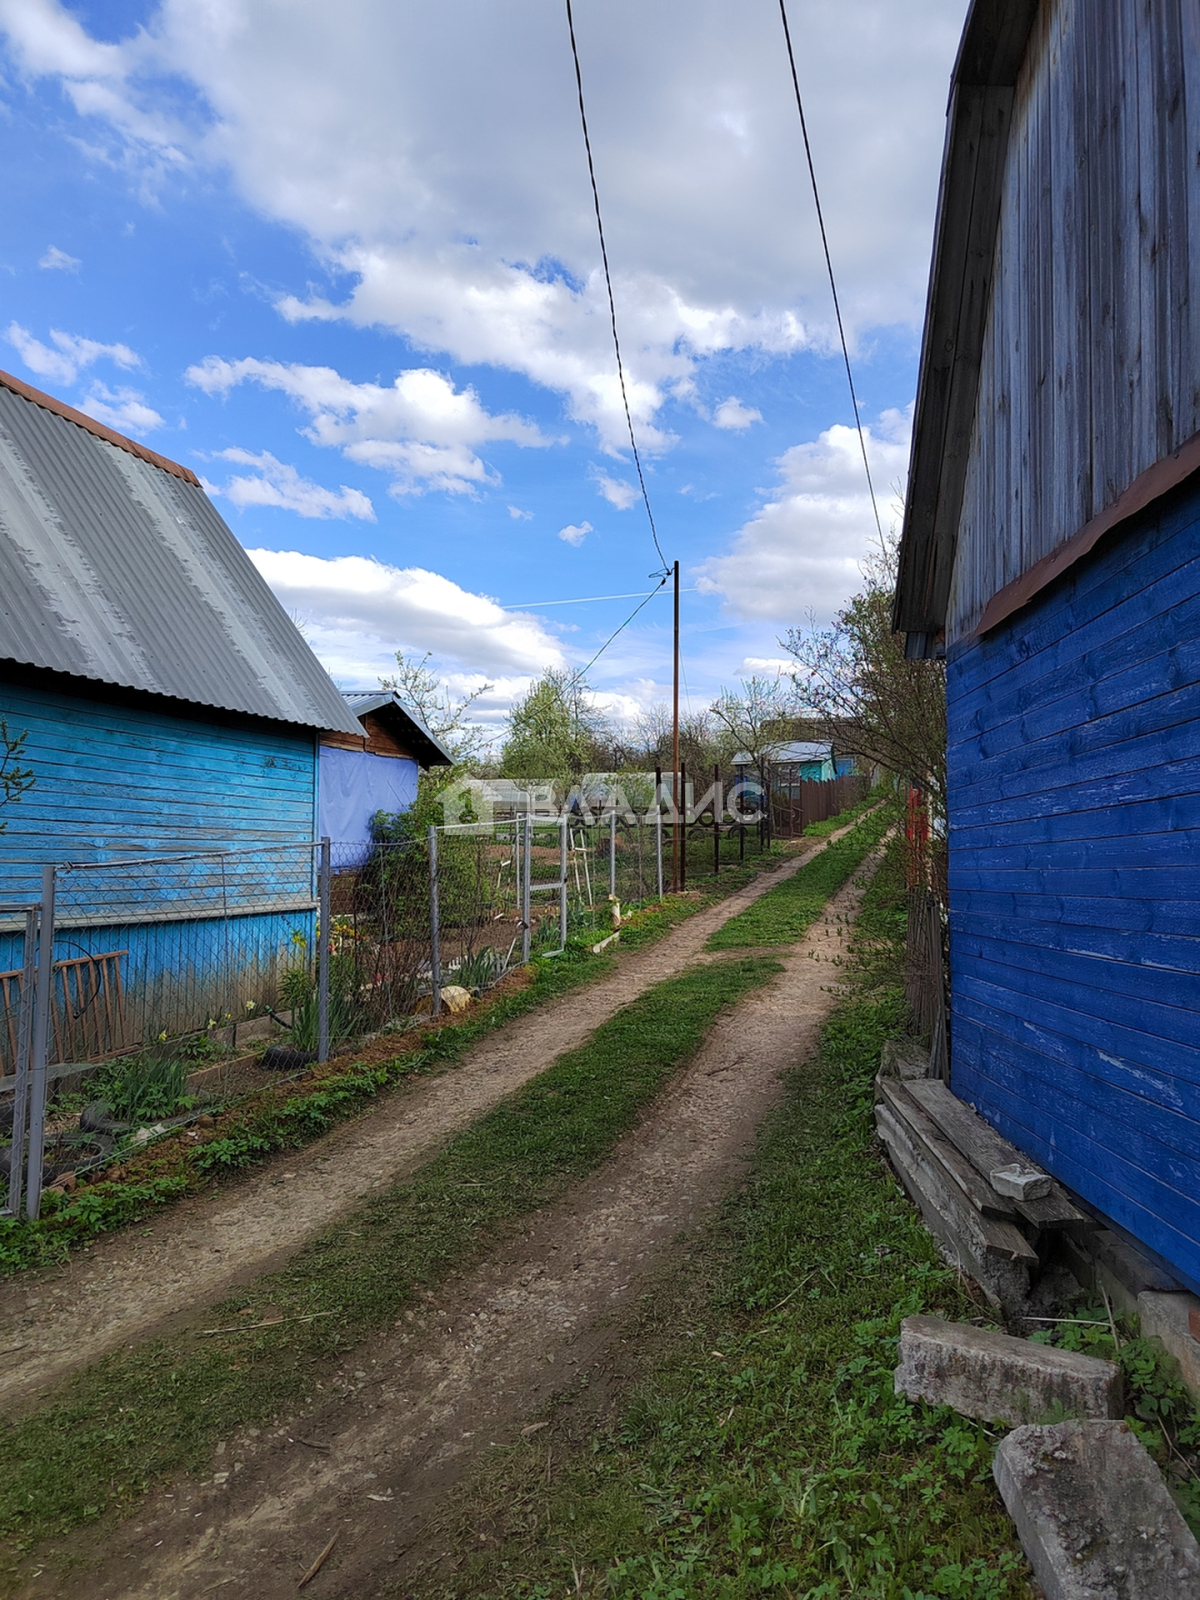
501, 587, 697, 609
777, 0, 884, 546
564, 0, 670, 578
572, 574, 669, 685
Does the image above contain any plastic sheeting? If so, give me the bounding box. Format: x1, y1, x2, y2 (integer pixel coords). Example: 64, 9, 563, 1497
318, 746, 418, 845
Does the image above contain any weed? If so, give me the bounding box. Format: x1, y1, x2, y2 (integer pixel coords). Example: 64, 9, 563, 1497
1029, 1310, 1200, 1532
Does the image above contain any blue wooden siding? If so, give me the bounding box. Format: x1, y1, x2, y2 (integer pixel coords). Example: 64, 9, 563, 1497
946, 483, 1200, 1293
0, 682, 318, 895
0, 683, 319, 1051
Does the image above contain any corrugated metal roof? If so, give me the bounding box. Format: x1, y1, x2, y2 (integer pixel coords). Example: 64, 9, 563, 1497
340, 690, 455, 767
732, 742, 832, 765
0, 373, 360, 735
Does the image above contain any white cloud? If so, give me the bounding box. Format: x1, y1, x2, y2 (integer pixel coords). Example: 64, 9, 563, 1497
739, 657, 794, 676
697, 407, 911, 624
713, 396, 762, 431
558, 521, 591, 546
507, 504, 533, 520
592, 471, 638, 510
247, 549, 567, 681
206, 449, 374, 520
38, 244, 80, 270
186, 355, 552, 495
1, 1, 963, 446
82, 381, 163, 433
6, 321, 141, 386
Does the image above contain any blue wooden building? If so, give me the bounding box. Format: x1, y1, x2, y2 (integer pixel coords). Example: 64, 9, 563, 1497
895, 1, 1200, 1292
0, 368, 365, 1056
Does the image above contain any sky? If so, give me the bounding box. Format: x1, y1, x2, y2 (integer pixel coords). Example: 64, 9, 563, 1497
0, 0, 967, 748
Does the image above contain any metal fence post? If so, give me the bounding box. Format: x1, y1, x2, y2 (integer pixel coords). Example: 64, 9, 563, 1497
521, 814, 533, 964
560, 813, 569, 950
317, 837, 331, 1062
3, 907, 38, 1219
608, 809, 617, 900
655, 797, 664, 899
428, 825, 442, 1015
25, 865, 56, 1221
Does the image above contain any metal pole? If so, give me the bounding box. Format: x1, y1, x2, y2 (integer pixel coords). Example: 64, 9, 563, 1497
560, 813, 569, 951
655, 801, 664, 899
521, 814, 533, 964
3, 907, 38, 1219
25, 865, 56, 1221
713, 762, 720, 877
671, 558, 681, 892
609, 808, 617, 900
428, 826, 442, 1015
680, 760, 687, 892
317, 837, 331, 1060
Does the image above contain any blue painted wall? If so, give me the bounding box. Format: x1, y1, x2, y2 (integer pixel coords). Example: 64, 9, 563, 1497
946, 484, 1200, 1293
0, 681, 319, 1053
319, 746, 418, 846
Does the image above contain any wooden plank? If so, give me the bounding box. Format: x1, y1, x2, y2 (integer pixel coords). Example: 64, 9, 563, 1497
904, 1078, 1090, 1233
875, 1101, 1038, 1265
878, 1078, 1016, 1219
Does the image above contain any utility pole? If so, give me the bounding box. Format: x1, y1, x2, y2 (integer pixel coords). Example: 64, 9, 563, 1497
672, 558, 681, 892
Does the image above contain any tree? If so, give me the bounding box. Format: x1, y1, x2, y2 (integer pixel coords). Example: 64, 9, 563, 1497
709, 676, 795, 792
782, 537, 946, 815
0, 719, 34, 832
501, 668, 607, 782
380, 650, 493, 766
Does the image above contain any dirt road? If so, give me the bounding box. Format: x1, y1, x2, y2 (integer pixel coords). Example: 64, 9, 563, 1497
25, 852, 879, 1600
0, 826, 864, 1414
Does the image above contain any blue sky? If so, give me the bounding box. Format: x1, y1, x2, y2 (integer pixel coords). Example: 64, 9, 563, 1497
0, 0, 966, 746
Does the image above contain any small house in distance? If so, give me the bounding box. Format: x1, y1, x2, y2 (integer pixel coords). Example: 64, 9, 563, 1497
319, 690, 453, 847
895, 1, 1200, 1294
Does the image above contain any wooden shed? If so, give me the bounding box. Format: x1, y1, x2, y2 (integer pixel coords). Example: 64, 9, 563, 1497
894, 1, 1200, 1292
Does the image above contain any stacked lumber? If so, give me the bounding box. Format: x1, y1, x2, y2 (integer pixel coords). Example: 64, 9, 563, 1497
875, 1072, 1092, 1316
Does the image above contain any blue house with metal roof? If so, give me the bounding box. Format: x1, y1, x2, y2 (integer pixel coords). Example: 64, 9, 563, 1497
0, 369, 371, 1058
895, 0, 1200, 1295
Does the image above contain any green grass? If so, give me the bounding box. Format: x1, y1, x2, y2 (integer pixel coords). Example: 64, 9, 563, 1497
415, 836, 1032, 1600
705, 801, 895, 950
802, 783, 888, 839
1, 837, 796, 1280
0, 955, 783, 1561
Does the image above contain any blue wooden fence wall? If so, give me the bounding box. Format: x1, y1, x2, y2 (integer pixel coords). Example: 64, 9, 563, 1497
0, 683, 320, 1049
946, 482, 1200, 1293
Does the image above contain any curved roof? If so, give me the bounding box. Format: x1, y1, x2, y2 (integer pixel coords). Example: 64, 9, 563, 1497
0, 371, 359, 734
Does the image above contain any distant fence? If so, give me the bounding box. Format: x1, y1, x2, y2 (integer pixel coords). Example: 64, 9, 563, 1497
770, 772, 868, 839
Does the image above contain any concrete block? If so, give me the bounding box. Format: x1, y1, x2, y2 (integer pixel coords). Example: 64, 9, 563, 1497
1138, 1291, 1200, 1407
990, 1163, 1052, 1201
896, 1314, 1124, 1426
994, 1419, 1200, 1599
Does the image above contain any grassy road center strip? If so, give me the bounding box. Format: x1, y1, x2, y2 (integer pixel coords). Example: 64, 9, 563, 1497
0, 955, 783, 1556
706, 802, 894, 950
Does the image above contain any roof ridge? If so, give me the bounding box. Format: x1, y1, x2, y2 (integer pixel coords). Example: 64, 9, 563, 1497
0, 367, 199, 486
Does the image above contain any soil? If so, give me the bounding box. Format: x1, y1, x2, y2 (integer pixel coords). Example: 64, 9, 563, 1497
15, 849, 882, 1600
0, 827, 861, 1416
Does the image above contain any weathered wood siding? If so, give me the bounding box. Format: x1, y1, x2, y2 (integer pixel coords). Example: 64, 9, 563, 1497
946, 485, 1200, 1292
947, 0, 1200, 643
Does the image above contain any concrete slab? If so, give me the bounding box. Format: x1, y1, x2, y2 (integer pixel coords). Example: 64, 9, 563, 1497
1138, 1291, 1200, 1406
994, 1419, 1200, 1599
896, 1314, 1123, 1425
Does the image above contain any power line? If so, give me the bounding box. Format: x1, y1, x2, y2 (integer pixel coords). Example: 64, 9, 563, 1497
777, 0, 884, 546
564, 0, 670, 576
572, 574, 668, 684
502, 587, 697, 609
